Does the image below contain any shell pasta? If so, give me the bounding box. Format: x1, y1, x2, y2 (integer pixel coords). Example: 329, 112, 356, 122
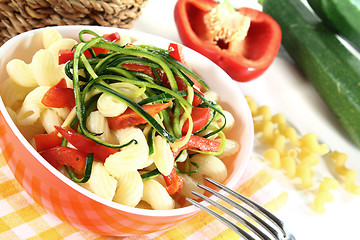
2, 28, 240, 210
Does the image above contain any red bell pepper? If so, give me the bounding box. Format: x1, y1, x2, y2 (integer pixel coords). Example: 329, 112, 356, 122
168, 42, 187, 64
34, 131, 63, 152
163, 168, 184, 195
54, 126, 117, 163
174, 0, 282, 82
41, 78, 75, 109
107, 102, 173, 129
181, 107, 211, 134
40, 146, 87, 171
172, 135, 220, 157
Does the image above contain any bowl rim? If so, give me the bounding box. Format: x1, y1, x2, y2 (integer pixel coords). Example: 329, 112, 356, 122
0, 25, 254, 218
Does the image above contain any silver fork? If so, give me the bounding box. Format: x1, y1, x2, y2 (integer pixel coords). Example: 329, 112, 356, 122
186, 177, 295, 240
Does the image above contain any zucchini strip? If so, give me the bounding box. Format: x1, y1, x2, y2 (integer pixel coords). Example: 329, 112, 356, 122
65, 153, 94, 183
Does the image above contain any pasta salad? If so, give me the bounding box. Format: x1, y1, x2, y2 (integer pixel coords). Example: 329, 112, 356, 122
2, 28, 240, 210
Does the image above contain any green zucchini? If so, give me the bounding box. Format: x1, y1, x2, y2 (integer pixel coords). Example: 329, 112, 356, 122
307, 0, 360, 50
262, 0, 360, 147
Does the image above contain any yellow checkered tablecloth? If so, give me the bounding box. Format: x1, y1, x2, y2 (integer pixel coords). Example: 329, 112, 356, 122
0, 150, 288, 240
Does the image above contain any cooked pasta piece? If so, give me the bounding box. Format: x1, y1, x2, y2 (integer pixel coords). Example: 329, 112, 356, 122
17, 86, 50, 125
47, 38, 78, 62
113, 171, 143, 207
42, 27, 63, 49
97, 92, 128, 117
104, 127, 149, 175
178, 173, 204, 199
218, 139, 239, 158
31, 49, 64, 86
6, 107, 44, 141
117, 33, 132, 46
190, 154, 227, 182
79, 161, 117, 201
6, 59, 37, 87
40, 108, 63, 134
217, 110, 235, 133
142, 178, 175, 210
203, 90, 220, 103
0, 78, 33, 110
86, 111, 112, 142
151, 136, 174, 176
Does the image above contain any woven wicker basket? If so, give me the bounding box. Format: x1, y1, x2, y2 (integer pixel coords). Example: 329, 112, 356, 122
0, 0, 148, 45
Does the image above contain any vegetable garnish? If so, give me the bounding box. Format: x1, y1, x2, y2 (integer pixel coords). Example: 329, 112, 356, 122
55, 29, 230, 186
174, 0, 282, 82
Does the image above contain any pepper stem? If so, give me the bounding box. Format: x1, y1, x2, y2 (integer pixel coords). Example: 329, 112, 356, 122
204, 0, 251, 46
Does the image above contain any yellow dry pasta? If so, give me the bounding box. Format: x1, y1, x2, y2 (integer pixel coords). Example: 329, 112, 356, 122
328, 151, 360, 195
296, 153, 319, 189
313, 177, 339, 214
263, 148, 281, 169
300, 133, 329, 156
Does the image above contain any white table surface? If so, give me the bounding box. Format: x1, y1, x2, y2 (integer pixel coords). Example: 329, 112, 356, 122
133, 1, 360, 239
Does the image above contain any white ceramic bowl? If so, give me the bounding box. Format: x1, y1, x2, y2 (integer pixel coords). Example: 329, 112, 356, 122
0, 25, 254, 236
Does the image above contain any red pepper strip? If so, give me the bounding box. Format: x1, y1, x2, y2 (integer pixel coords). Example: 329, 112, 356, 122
122, 63, 204, 106
58, 49, 93, 65
40, 146, 87, 171
181, 107, 211, 134
58, 32, 121, 64
54, 126, 117, 163
168, 42, 187, 64
41, 78, 75, 109
172, 135, 220, 157
107, 102, 173, 129
34, 131, 63, 152
103, 32, 121, 42
174, 0, 282, 82
163, 168, 185, 195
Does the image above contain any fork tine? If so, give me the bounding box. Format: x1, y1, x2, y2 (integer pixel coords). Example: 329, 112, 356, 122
186, 197, 257, 240
190, 191, 272, 240
203, 177, 287, 238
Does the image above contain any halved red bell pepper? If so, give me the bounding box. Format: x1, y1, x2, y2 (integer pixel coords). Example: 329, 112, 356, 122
107, 102, 173, 129
163, 168, 184, 195
174, 0, 282, 82
41, 78, 75, 109
172, 135, 220, 157
181, 107, 211, 134
40, 146, 87, 171
54, 126, 117, 163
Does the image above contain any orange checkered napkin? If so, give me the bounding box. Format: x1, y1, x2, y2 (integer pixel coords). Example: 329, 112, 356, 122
0, 151, 288, 240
